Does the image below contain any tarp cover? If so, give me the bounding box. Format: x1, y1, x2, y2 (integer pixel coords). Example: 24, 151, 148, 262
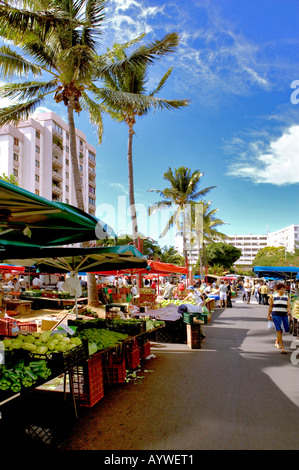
0, 179, 114, 246
94, 259, 188, 276
252, 266, 299, 280
0, 245, 148, 273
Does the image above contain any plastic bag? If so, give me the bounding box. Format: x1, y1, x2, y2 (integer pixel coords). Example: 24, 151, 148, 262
267, 320, 275, 330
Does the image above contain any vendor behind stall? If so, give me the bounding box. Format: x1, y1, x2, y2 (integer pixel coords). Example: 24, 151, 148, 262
181, 285, 206, 312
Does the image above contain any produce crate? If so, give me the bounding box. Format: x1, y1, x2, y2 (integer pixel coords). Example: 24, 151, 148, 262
103, 357, 126, 384
72, 353, 104, 407
186, 324, 202, 349
0, 318, 37, 336
183, 312, 204, 325
140, 341, 151, 361
126, 347, 140, 370
50, 339, 89, 373
126, 338, 139, 351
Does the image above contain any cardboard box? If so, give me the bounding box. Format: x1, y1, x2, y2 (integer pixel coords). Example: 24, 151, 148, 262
41, 319, 59, 331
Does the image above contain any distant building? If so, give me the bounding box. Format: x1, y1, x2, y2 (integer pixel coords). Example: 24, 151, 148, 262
267, 225, 299, 254
175, 224, 299, 269
225, 234, 268, 267
0, 111, 96, 216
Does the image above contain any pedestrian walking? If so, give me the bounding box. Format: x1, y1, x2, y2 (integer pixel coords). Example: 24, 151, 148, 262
259, 282, 269, 305
219, 281, 228, 308
267, 283, 291, 354
227, 283, 232, 308
244, 279, 252, 304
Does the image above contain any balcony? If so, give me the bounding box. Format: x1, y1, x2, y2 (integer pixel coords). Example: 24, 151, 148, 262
52, 183, 62, 195
52, 156, 63, 168
52, 170, 63, 182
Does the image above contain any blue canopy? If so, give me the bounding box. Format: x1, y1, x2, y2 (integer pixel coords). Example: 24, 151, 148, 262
252, 266, 299, 280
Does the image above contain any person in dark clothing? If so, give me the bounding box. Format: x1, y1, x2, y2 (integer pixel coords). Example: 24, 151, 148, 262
227, 284, 232, 308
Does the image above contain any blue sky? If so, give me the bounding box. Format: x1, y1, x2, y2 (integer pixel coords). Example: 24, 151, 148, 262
3, 0, 299, 248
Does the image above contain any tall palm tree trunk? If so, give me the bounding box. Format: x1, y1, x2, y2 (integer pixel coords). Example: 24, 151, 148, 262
127, 123, 138, 244
67, 100, 100, 307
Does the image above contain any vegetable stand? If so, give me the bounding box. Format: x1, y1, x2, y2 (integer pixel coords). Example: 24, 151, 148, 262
0, 315, 164, 444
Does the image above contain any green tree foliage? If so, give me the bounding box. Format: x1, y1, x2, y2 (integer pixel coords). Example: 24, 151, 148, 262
253, 246, 299, 267
205, 242, 242, 270
0, 173, 19, 186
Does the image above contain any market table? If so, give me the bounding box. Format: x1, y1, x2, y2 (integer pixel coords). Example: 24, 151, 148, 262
3, 299, 32, 315
20, 295, 88, 310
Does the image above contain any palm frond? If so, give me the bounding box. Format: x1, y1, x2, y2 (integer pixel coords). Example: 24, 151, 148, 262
80, 0, 106, 48
0, 80, 57, 101
149, 67, 173, 96
97, 32, 180, 75
0, 45, 42, 77
0, 97, 45, 126
80, 91, 104, 144
147, 200, 172, 216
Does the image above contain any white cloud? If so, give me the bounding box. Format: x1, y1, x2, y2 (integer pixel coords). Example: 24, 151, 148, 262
227, 125, 299, 185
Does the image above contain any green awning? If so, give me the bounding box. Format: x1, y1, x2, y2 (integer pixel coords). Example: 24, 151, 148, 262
0, 244, 148, 273
0, 179, 115, 246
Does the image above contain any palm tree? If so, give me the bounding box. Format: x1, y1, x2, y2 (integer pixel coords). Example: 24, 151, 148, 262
189, 200, 227, 280
92, 34, 190, 246
0, 0, 110, 305
148, 166, 216, 271
155, 245, 185, 265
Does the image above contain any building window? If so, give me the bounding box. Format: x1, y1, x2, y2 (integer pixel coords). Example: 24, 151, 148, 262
66, 159, 69, 166
65, 171, 69, 179
79, 165, 83, 171
88, 197, 95, 206
35, 145, 40, 153
36, 130, 40, 139
35, 174, 39, 182
66, 185, 69, 192
13, 137, 19, 146
66, 146, 69, 153
13, 153, 19, 161
13, 168, 18, 177
35, 189, 39, 195
66, 198, 69, 204
66, 133, 69, 140
89, 185, 95, 194
79, 139, 83, 146
53, 122, 62, 134
35, 159, 40, 167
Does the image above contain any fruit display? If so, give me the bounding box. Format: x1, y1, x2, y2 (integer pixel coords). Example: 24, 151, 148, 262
292, 299, 299, 320
1, 330, 82, 356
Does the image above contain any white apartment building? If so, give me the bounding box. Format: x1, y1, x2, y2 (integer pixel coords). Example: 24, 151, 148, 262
267, 225, 299, 253
175, 225, 298, 268
225, 234, 268, 266
0, 111, 96, 216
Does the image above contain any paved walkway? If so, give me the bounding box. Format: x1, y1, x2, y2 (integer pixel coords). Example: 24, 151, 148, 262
62, 296, 299, 451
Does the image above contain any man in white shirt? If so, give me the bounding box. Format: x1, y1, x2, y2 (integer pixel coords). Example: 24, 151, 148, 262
32, 276, 42, 288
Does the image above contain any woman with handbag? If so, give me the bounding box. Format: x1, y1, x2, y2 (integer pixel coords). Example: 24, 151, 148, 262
267, 283, 292, 354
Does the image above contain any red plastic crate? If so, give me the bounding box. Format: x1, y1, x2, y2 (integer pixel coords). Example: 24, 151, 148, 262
72, 353, 104, 407
103, 357, 126, 384
0, 318, 37, 336
126, 348, 140, 370
140, 342, 151, 361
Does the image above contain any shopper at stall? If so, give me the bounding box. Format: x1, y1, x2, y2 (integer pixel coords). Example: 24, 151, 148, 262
163, 281, 175, 300
11, 277, 21, 293
267, 283, 291, 354
56, 276, 65, 292
227, 283, 232, 308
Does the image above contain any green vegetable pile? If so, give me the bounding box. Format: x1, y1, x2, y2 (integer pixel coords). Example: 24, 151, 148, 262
0, 359, 51, 393
2, 330, 83, 356
77, 328, 129, 353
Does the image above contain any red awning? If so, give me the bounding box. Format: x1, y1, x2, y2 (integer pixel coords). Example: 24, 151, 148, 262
94, 260, 187, 276
0, 264, 25, 273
